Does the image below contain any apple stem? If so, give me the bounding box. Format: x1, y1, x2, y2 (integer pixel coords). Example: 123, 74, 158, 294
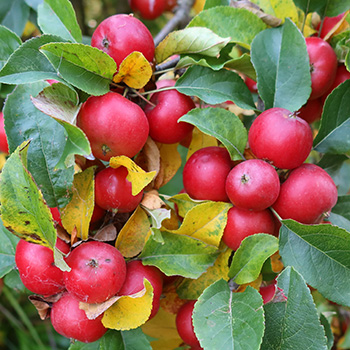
131, 88, 156, 107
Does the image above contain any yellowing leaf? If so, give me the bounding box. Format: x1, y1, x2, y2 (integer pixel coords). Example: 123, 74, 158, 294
102, 279, 153, 331
177, 248, 232, 299
169, 192, 206, 219
112, 51, 152, 89
298, 10, 317, 37
0, 153, 6, 170
187, 127, 218, 160
271, 251, 284, 273
169, 201, 232, 247
110, 156, 156, 196
160, 281, 187, 315
60, 167, 95, 240
115, 206, 150, 258
193, 0, 205, 13
323, 10, 350, 41
236, 274, 263, 293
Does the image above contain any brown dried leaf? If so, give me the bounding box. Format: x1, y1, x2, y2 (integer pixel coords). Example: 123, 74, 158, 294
141, 190, 165, 210
92, 224, 117, 242
29, 293, 63, 320
80, 295, 120, 320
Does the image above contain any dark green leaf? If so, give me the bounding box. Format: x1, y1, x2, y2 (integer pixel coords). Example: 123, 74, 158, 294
251, 18, 311, 111
4, 269, 26, 292
4, 82, 74, 208
204, 0, 230, 10
293, 0, 350, 17
193, 280, 264, 350
331, 30, 350, 61
320, 314, 334, 350
24, 0, 43, 11
0, 25, 21, 69
279, 219, 350, 306
175, 65, 256, 110
99, 330, 123, 350
261, 266, 328, 350
121, 328, 152, 350
0, 35, 66, 85
0, 0, 30, 36
179, 107, 248, 160
329, 195, 350, 231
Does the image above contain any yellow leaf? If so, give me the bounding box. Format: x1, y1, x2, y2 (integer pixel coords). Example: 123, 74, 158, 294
160, 281, 187, 315
169, 192, 206, 219
177, 248, 232, 299
236, 274, 263, 293
112, 51, 153, 89
323, 10, 350, 41
270, 251, 284, 273
142, 307, 183, 350
193, 0, 205, 13
102, 279, 153, 331
0, 153, 6, 170
109, 155, 156, 196
169, 201, 231, 247
115, 206, 150, 258
298, 10, 317, 37
60, 167, 95, 240
187, 127, 218, 161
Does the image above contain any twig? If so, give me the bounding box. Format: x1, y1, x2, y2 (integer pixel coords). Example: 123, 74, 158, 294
155, 56, 181, 72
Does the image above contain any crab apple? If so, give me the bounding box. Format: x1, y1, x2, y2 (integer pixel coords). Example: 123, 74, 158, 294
316, 12, 347, 39
118, 260, 163, 320
222, 206, 276, 251
0, 111, 9, 154
259, 282, 277, 304
50, 292, 107, 343
183, 146, 233, 202
165, 0, 177, 11
95, 166, 143, 213
176, 300, 201, 348
322, 64, 350, 103
64, 241, 126, 304
77, 92, 149, 161
225, 159, 280, 211
297, 98, 323, 124
129, 0, 166, 20
49, 207, 62, 227
91, 14, 155, 67
248, 107, 313, 169
144, 90, 195, 144
272, 163, 338, 224
15, 238, 70, 296
305, 37, 338, 100
245, 76, 258, 93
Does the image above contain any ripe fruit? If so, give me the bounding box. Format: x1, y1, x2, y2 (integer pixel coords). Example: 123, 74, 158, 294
77, 92, 149, 161
245, 76, 258, 93
316, 12, 347, 39
248, 107, 313, 169
64, 241, 126, 303
119, 260, 163, 320
305, 37, 338, 100
0, 111, 9, 154
144, 90, 195, 144
222, 206, 276, 251
176, 300, 201, 348
183, 146, 233, 202
322, 64, 350, 103
50, 207, 62, 226
225, 159, 280, 211
259, 282, 277, 304
95, 166, 143, 213
272, 163, 338, 224
129, 0, 166, 20
15, 238, 70, 296
50, 292, 107, 343
91, 14, 155, 67
297, 98, 323, 124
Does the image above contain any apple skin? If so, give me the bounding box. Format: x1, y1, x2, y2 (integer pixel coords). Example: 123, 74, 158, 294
272, 163, 338, 224
225, 159, 280, 211
297, 98, 323, 124
91, 14, 154, 67
64, 241, 126, 304
50, 292, 107, 343
77, 92, 149, 162
322, 64, 350, 103
316, 12, 346, 39
183, 146, 233, 202
259, 282, 277, 304
248, 107, 313, 169
15, 238, 70, 296
0, 111, 9, 154
129, 0, 166, 20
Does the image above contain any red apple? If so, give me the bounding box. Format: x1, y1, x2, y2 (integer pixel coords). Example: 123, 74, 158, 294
129, 0, 166, 20
0, 111, 9, 154
297, 98, 323, 124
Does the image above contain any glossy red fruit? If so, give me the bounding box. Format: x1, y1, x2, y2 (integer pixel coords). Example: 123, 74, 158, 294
176, 300, 201, 347
225, 159, 280, 211
77, 92, 149, 161
91, 14, 155, 67
50, 207, 62, 227
15, 238, 70, 296
259, 282, 277, 304
305, 37, 338, 100
95, 166, 143, 213
0, 111, 9, 154
297, 98, 323, 124
51, 292, 107, 343
144, 90, 195, 144
322, 64, 350, 103
165, 0, 177, 11
64, 241, 126, 303
222, 206, 276, 251
245, 76, 258, 93
272, 163, 338, 224
183, 146, 233, 202
248, 107, 313, 169
316, 12, 346, 39
118, 260, 163, 320
129, 0, 166, 20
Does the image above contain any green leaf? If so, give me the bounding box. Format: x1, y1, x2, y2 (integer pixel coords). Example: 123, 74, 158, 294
320, 314, 334, 350
329, 195, 350, 231
251, 0, 299, 23
40, 42, 116, 96
0, 142, 57, 248
4, 82, 74, 208
193, 280, 264, 350
176, 65, 256, 109
0, 0, 30, 36
292, 0, 350, 17
279, 219, 350, 307
188, 6, 267, 49
68, 341, 100, 350
204, 0, 230, 10
261, 266, 328, 350
251, 18, 311, 111
0, 35, 66, 85
0, 217, 19, 278
155, 27, 230, 63
0, 25, 21, 69
313, 80, 350, 154
24, 0, 42, 10
139, 231, 219, 279
331, 30, 350, 61
37, 0, 82, 43
179, 107, 248, 160
30, 82, 91, 168
228, 233, 279, 284
120, 328, 152, 350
